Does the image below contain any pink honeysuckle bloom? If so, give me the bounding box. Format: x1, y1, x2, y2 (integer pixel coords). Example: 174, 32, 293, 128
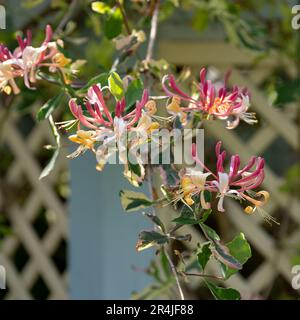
68, 84, 150, 131
162, 68, 257, 129
189, 141, 265, 212
0, 25, 71, 94
67, 84, 159, 185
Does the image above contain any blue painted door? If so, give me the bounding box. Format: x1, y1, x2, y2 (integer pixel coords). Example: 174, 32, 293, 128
69, 153, 152, 299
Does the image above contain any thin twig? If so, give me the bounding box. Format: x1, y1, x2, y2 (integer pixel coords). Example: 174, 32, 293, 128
146, 164, 157, 216
163, 246, 185, 300
116, 0, 131, 35
181, 271, 225, 281
146, 0, 160, 61
55, 0, 78, 34
168, 223, 185, 236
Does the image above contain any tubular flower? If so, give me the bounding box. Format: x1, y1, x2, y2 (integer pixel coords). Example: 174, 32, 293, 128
162, 68, 257, 129
0, 25, 71, 94
166, 96, 188, 126
67, 84, 159, 184
181, 170, 211, 208
179, 141, 269, 219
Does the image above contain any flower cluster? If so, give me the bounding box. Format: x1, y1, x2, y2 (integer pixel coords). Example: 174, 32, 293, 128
66, 84, 159, 185
176, 141, 274, 223
60, 67, 271, 220
162, 68, 257, 129
0, 25, 71, 94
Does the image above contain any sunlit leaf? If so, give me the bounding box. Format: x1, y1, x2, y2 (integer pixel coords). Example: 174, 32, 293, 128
120, 190, 153, 212
108, 71, 124, 100
91, 1, 111, 14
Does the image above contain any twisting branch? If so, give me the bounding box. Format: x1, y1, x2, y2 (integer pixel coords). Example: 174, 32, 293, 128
180, 271, 225, 281
163, 246, 185, 300
116, 0, 132, 35
55, 0, 78, 34
146, 0, 160, 61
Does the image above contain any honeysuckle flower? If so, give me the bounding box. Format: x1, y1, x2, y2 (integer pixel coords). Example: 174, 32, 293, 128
0, 25, 72, 94
68, 84, 151, 131
162, 68, 257, 129
68, 130, 97, 158
0, 62, 22, 94
243, 190, 278, 225
181, 170, 211, 208
172, 139, 273, 221
166, 96, 188, 126
193, 141, 265, 210
67, 84, 159, 185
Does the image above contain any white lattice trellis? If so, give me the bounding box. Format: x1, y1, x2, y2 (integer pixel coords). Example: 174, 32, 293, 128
0, 106, 68, 300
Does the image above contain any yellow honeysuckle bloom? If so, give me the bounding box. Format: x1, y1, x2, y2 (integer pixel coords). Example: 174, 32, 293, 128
166, 96, 187, 125
69, 130, 96, 149
145, 100, 157, 116
243, 191, 278, 225
180, 171, 211, 207
68, 130, 98, 159
52, 52, 72, 68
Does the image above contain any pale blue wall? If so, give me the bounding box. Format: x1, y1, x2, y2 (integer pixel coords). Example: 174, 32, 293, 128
69, 153, 153, 299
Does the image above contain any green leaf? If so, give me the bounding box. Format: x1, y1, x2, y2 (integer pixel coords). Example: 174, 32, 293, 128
172, 205, 200, 225
197, 243, 211, 271
128, 161, 142, 178
143, 213, 165, 233
108, 71, 124, 100
125, 78, 143, 109
200, 209, 212, 223
221, 233, 252, 279
199, 222, 220, 242
203, 190, 211, 203
212, 241, 242, 270
119, 190, 153, 212
36, 93, 64, 121
39, 116, 60, 180
199, 222, 242, 270
91, 1, 111, 14
136, 231, 168, 251
103, 7, 123, 39
204, 280, 241, 300
172, 216, 201, 225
